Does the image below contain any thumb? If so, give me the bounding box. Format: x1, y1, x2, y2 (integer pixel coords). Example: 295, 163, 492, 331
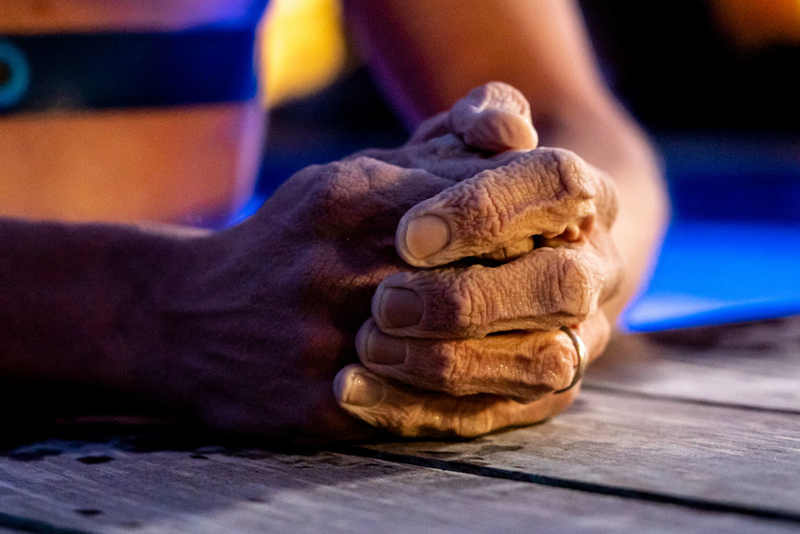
450, 82, 538, 152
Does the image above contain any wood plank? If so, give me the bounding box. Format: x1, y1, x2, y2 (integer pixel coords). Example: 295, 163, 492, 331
361, 388, 800, 518
0, 435, 794, 533
586, 316, 800, 411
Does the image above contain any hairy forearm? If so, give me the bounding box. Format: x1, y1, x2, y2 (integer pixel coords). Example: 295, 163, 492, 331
0, 218, 179, 388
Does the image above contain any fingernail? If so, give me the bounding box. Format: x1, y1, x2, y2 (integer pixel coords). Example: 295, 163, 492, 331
478, 109, 538, 151
339, 372, 384, 408
380, 287, 423, 328
405, 215, 451, 260
366, 330, 408, 365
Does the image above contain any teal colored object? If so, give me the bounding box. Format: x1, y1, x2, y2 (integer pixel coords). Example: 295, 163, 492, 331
0, 40, 31, 109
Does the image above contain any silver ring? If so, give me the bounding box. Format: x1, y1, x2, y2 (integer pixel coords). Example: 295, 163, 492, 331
554, 326, 588, 394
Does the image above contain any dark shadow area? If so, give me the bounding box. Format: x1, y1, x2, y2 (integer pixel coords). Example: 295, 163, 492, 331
580, 0, 800, 132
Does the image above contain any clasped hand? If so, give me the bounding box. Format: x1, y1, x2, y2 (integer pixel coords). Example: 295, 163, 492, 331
148, 83, 621, 442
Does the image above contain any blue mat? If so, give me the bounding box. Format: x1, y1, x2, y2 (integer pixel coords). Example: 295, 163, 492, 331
623, 220, 800, 332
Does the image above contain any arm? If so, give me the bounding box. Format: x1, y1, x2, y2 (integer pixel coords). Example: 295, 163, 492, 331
344, 0, 670, 321
1, 85, 619, 441
0, 219, 186, 390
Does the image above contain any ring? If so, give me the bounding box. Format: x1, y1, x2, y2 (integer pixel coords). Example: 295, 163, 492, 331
554, 326, 588, 394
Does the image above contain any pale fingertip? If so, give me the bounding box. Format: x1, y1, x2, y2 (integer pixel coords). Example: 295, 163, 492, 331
401, 214, 451, 264
334, 365, 384, 408
465, 109, 538, 152
491, 108, 538, 150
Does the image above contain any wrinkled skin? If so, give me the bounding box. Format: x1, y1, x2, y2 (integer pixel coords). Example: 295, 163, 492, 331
139, 83, 621, 443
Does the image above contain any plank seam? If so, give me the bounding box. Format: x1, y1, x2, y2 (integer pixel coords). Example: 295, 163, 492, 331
583, 384, 800, 416
339, 447, 800, 526
0, 512, 93, 534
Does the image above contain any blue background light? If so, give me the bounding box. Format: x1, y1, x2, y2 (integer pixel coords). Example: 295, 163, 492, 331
623, 135, 800, 331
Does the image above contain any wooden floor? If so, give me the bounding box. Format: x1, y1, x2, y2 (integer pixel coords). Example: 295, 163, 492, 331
1, 317, 799, 533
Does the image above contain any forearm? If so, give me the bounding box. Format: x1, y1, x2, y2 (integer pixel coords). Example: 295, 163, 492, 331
343, 0, 607, 126
0, 218, 181, 389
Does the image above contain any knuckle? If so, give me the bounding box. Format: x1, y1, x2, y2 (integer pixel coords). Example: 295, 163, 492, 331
400, 406, 449, 439
455, 408, 495, 438
509, 374, 548, 404
321, 160, 359, 196
451, 269, 491, 335
442, 283, 477, 334
453, 178, 506, 238
597, 171, 621, 226
464, 84, 492, 109
410, 268, 487, 337
546, 148, 595, 201
305, 161, 362, 227
368, 401, 422, 438
552, 253, 594, 318
500, 342, 561, 401
418, 342, 460, 392
399, 400, 496, 439
308, 157, 402, 232
539, 336, 578, 391
482, 82, 530, 117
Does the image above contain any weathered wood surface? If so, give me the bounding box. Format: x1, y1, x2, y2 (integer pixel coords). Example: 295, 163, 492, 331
361, 388, 800, 517
0, 437, 795, 534
586, 316, 800, 411
605, 317, 800, 402
1, 317, 799, 533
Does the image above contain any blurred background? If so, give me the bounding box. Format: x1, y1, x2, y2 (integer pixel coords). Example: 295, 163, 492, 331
1, 0, 798, 332
257, 0, 800, 332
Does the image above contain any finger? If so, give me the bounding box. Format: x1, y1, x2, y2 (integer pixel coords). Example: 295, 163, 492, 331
350, 133, 530, 183
395, 148, 610, 268
407, 82, 538, 153
281, 157, 453, 236
372, 246, 619, 338
343, 83, 538, 183
355, 313, 609, 403
333, 364, 577, 439
449, 82, 538, 152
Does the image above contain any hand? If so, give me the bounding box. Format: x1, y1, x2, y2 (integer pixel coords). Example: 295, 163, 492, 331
334, 91, 623, 438
136, 83, 539, 443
